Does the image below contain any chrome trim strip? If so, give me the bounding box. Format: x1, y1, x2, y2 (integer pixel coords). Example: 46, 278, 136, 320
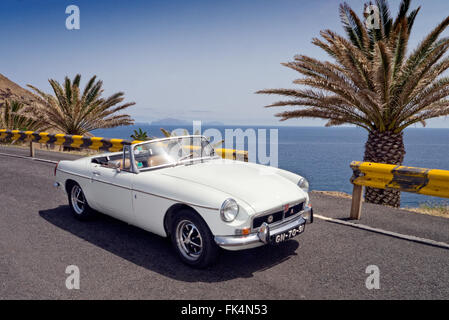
214, 233, 260, 247
57, 169, 91, 180
133, 189, 219, 211
215, 216, 306, 247
270, 217, 306, 236
92, 178, 133, 190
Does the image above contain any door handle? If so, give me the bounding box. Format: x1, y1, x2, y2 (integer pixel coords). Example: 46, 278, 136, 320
93, 171, 101, 176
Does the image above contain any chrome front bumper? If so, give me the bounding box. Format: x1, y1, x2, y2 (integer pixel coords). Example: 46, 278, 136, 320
215, 207, 313, 249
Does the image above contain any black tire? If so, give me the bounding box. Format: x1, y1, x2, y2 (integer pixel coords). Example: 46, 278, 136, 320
170, 209, 219, 268
67, 182, 94, 220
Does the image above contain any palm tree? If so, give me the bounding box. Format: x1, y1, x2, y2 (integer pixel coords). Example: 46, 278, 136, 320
131, 128, 152, 141
24, 74, 135, 136
0, 99, 45, 132
160, 127, 176, 138
257, 0, 449, 207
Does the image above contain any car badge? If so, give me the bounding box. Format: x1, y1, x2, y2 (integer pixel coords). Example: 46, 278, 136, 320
283, 204, 289, 213
267, 215, 274, 223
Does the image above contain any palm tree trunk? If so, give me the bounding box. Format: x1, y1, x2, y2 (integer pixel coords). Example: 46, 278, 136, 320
363, 130, 405, 208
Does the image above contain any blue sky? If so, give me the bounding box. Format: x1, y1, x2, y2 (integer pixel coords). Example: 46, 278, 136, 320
1, 0, 449, 127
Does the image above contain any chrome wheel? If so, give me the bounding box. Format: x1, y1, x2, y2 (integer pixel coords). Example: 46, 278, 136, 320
70, 185, 86, 215
175, 220, 203, 261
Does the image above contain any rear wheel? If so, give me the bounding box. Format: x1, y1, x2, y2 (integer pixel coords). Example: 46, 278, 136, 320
171, 210, 219, 268
68, 183, 94, 220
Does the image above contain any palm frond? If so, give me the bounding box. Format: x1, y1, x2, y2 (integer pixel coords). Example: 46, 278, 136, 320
376, 0, 393, 38
24, 75, 135, 135
257, 0, 449, 135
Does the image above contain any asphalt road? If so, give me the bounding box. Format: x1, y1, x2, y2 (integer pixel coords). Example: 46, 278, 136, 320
1, 146, 449, 299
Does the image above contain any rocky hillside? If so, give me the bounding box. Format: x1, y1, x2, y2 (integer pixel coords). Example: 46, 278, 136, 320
0, 73, 37, 106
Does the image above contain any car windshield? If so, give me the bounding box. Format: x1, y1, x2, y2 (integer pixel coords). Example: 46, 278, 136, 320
131, 136, 216, 171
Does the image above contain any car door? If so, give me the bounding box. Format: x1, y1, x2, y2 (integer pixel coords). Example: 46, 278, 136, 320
89, 148, 135, 224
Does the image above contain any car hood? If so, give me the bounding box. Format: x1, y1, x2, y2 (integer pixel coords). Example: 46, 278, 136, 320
159, 159, 306, 213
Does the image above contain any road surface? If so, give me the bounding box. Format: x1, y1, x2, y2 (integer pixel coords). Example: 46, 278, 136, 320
1, 146, 448, 299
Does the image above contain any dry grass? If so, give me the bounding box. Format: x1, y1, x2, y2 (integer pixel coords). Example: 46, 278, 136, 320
406, 203, 449, 218
311, 190, 354, 199
312, 190, 449, 218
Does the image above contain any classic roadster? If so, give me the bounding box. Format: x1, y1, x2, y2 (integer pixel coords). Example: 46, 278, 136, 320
54, 135, 313, 268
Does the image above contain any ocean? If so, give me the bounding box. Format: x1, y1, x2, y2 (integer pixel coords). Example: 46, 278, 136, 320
92, 125, 449, 208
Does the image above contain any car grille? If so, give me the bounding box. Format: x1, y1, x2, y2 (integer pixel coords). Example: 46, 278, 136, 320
253, 210, 283, 229
252, 202, 304, 229
285, 202, 304, 218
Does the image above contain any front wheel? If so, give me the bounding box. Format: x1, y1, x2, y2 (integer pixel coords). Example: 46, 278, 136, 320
171, 210, 219, 268
68, 182, 94, 220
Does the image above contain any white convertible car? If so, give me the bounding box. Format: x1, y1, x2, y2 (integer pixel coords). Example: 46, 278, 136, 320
54, 136, 313, 268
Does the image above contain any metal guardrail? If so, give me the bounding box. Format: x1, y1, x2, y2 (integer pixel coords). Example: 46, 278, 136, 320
0, 129, 248, 161
0, 129, 137, 152
187, 145, 248, 161
349, 161, 449, 219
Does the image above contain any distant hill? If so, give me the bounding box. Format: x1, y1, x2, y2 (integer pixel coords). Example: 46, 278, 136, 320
0, 74, 69, 135
150, 118, 225, 126
134, 121, 151, 126
0, 73, 37, 106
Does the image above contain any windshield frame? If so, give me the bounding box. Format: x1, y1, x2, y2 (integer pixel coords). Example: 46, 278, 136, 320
129, 135, 219, 173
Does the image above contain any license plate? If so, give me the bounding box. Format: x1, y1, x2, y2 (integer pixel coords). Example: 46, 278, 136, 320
270, 224, 305, 244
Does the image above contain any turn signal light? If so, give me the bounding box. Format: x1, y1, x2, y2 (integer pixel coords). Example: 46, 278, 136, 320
235, 228, 251, 235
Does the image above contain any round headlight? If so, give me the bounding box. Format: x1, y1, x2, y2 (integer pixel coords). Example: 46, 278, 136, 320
220, 198, 239, 222
298, 177, 309, 192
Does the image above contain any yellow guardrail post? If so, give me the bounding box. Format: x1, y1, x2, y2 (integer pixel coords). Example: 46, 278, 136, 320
29, 141, 35, 157
23, 131, 35, 157
350, 184, 364, 220
350, 161, 449, 220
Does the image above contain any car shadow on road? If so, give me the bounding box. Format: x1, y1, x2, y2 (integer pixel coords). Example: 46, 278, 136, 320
39, 206, 300, 283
